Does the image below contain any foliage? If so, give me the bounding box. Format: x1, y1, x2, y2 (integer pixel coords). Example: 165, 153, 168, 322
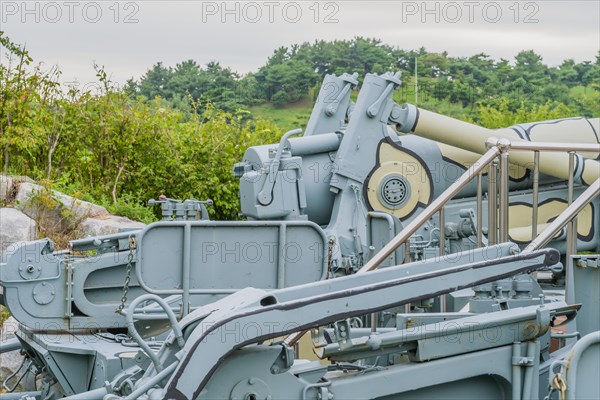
18, 181, 86, 247
1, 33, 282, 221
476, 99, 577, 128
129, 60, 248, 113
105, 195, 157, 224
130, 37, 599, 118
0, 306, 9, 326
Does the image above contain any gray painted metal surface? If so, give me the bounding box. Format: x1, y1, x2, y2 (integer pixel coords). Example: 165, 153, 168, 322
0, 71, 598, 400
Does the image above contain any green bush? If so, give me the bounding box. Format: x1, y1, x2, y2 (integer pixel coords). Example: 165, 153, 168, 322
0, 34, 283, 221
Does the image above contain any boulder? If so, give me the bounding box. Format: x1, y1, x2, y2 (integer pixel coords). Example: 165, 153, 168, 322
79, 215, 146, 237
15, 182, 109, 222
0, 208, 36, 254
0, 316, 23, 386
1, 316, 19, 343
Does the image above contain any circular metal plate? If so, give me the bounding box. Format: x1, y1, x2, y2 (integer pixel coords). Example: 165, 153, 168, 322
378, 174, 411, 209
32, 282, 55, 305
19, 264, 42, 280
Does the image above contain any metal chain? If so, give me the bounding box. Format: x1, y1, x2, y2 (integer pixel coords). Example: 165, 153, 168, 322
115, 235, 137, 315
552, 373, 567, 400
327, 237, 335, 279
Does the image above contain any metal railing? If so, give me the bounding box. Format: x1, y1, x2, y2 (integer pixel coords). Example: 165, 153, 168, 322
523, 178, 600, 253
487, 139, 600, 269
359, 144, 503, 273
361, 139, 600, 275
286, 139, 599, 346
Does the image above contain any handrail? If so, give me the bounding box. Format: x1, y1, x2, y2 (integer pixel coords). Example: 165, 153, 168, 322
485, 139, 600, 269
501, 142, 600, 152
358, 137, 600, 273
522, 178, 600, 253
358, 146, 502, 273
286, 148, 500, 347
286, 139, 599, 346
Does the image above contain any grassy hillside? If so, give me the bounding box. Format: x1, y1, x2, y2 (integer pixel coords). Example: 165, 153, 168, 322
250, 96, 313, 131
250, 83, 490, 130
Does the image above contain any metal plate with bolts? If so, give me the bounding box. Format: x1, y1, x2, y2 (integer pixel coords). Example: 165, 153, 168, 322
379, 174, 411, 209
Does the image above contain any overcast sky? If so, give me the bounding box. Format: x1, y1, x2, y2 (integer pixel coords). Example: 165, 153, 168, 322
1, 0, 599, 86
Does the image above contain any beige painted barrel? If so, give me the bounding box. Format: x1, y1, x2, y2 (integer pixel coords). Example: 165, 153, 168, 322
409, 108, 600, 185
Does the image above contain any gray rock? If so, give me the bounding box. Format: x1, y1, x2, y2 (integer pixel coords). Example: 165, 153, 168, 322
79, 215, 146, 237
1, 316, 19, 342
0, 208, 37, 254
15, 182, 109, 223
0, 316, 24, 385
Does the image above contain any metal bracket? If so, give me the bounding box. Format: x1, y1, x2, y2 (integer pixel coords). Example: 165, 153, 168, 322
367, 72, 402, 118
325, 73, 359, 116
512, 356, 534, 367
333, 320, 353, 350
258, 128, 303, 205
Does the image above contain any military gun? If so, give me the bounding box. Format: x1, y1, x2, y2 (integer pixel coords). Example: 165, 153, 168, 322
0, 72, 598, 400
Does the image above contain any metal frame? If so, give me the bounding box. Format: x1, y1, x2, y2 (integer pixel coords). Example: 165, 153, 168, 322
163, 247, 557, 399
136, 220, 329, 300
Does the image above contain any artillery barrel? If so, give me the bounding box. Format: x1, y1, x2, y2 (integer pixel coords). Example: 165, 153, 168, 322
396, 104, 600, 185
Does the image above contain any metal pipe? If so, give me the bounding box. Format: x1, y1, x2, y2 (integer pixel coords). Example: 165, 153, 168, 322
571, 217, 578, 259
521, 340, 538, 400
565, 331, 600, 400
476, 172, 483, 247
488, 160, 498, 245
63, 387, 107, 400
278, 226, 287, 288
523, 178, 600, 253
512, 342, 522, 400
287, 132, 341, 156
0, 338, 21, 354
439, 207, 446, 312
531, 151, 540, 240
124, 294, 185, 372
551, 331, 581, 339
566, 152, 576, 273
367, 212, 397, 265
371, 313, 377, 333
316, 301, 566, 359
567, 153, 577, 265
358, 146, 501, 273
568, 151, 575, 204
504, 142, 600, 152
0, 393, 41, 400
120, 313, 173, 321
439, 208, 445, 256
499, 150, 510, 243
301, 380, 332, 400
182, 224, 191, 316
123, 361, 179, 400
70, 230, 141, 249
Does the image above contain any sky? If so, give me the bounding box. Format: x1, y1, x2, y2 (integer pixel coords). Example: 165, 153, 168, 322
1, 0, 599, 87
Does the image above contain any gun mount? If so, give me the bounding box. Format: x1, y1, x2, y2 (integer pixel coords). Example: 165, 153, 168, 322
0, 71, 598, 400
